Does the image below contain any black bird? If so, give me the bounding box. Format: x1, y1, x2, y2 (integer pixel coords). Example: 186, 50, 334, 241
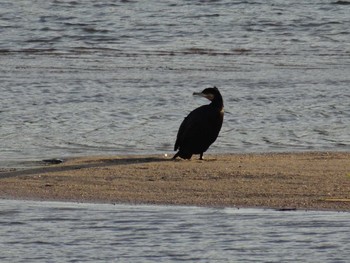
173, 86, 224, 160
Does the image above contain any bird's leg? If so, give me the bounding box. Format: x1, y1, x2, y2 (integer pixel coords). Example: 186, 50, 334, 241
199, 153, 203, 160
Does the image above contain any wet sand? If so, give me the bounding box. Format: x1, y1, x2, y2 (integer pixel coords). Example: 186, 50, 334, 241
0, 152, 349, 211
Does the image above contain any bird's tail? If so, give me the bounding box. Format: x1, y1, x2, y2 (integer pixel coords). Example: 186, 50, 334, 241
172, 151, 192, 160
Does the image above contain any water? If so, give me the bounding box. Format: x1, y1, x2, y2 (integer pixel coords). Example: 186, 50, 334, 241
0, 200, 348, 262
1, 0, 350, 164
1, 3, 349, 260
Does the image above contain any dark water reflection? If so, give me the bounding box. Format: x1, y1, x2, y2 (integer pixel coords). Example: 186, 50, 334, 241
0, 200, 349, 262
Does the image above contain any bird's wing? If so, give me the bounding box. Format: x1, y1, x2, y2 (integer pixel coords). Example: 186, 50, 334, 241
174, 115, 191, 150
174, 106, 210, 150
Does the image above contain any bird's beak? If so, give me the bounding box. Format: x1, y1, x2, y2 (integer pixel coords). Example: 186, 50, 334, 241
193, 92, 214, 101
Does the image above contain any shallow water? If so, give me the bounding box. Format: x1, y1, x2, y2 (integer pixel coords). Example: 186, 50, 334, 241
1, 0, 349, 164
0, 200, 349, 262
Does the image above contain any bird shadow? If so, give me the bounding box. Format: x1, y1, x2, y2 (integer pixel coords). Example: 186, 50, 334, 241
0, 156, 170, 179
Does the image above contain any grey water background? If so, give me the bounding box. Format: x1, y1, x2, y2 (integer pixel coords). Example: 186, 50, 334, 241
1, 0, 349, 165
1, 1, 350, 262
0, 200, 349, 263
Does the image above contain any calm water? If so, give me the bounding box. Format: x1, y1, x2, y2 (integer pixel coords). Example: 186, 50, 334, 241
0, 200, 349, 262
0, 0, 349, 165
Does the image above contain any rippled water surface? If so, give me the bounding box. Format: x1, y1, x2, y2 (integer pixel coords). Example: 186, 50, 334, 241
0, 200, 349, 262
1, 0, 349, 163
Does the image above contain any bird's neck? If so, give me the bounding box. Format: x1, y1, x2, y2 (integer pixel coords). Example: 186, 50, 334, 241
211, 97, 224, 110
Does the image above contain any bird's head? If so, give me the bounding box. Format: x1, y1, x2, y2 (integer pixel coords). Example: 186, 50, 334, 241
193, 86, 221, 101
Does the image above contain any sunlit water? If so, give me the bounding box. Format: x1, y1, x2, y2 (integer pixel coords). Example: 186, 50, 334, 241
0, 0, 349, 165
0, 200, 349, 262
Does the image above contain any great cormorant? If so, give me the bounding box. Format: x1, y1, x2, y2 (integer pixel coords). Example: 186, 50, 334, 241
173, 86, 224, 160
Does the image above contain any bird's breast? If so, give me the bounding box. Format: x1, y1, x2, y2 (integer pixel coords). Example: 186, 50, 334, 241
219, 108, 224, 120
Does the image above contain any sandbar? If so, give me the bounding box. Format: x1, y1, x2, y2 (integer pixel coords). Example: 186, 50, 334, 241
0, 152, 349, 211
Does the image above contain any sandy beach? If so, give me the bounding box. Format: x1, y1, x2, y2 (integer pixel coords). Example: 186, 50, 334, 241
0, 152, 349, 211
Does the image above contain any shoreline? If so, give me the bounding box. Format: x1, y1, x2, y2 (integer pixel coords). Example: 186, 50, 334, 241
0, 152, 349, 211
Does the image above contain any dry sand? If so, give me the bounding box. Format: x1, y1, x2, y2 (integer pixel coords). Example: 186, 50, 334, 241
0, 152, 349, 211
